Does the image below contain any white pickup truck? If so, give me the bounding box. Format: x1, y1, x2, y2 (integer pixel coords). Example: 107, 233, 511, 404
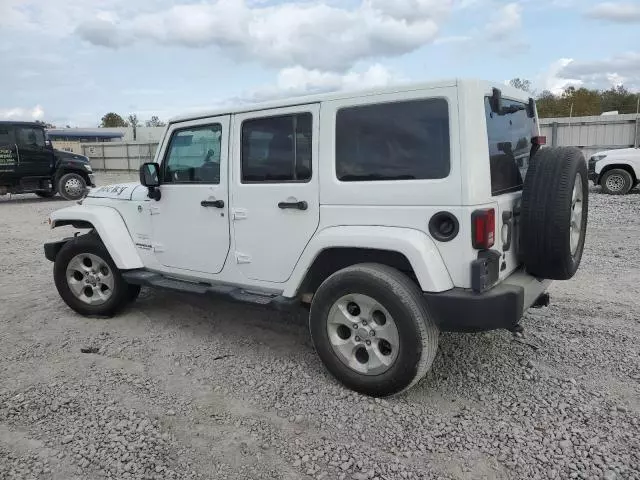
588, 147, 640, 195
44, 79, 588, 397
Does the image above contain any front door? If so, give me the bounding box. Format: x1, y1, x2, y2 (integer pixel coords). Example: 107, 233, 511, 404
151, 116, 231, 274
14, 125, 53, 177
231, 105, 320, 283
0, 125, 19, 177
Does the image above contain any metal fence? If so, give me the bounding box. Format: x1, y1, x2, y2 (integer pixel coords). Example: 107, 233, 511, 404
540, 113, 640, 159
84, 114, 640, 172
82, 142, 158, 171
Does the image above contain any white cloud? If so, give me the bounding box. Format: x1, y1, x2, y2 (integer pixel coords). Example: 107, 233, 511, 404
69, 0, 450, 71
585, 2, 640, 23
486, 3, 522, 41
557, 51, 640, 89
245, 64, 406, 102
0, 105, 45, 121
538, 58, 583, 94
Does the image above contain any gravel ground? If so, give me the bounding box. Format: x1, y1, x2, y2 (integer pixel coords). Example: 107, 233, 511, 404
0, 172, 639, 480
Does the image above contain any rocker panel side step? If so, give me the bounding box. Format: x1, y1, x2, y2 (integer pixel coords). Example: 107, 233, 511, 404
122, 270, 298, 310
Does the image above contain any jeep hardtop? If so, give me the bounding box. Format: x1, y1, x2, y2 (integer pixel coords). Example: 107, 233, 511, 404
44, 79, 588, 397
0, 121, 95, 200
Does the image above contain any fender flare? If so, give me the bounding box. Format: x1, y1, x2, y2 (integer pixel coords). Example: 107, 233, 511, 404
594, 158, 638, 179
283, 226, 453, 297
49, 205, 143, 269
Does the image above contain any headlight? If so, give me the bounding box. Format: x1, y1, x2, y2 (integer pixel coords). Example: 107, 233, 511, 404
591, 155, 607, 163
83, 164, 93, 172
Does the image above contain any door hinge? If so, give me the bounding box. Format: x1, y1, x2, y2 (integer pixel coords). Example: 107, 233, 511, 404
232, 208, 247, 220
150, 206, 161, 216
235, 252, 252, 264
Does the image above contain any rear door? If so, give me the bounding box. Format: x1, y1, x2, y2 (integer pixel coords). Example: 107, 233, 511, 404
231, 105, 320, 283
0, 125, 19, 178
485, 95, 539, 279
14, 125, 54, 177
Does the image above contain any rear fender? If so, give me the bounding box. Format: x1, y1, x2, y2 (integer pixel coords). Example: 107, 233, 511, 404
49, 205, 143, 269
283, 226, 453, 297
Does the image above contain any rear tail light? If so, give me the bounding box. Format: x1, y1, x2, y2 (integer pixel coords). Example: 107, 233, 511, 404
472, 209, 495, 249
532, 136, 546, 146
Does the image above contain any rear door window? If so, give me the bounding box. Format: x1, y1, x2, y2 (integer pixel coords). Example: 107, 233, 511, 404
485, 97, 537, 195
335, 99, 450, 181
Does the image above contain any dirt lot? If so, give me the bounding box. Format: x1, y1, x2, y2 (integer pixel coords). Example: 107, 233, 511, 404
1, 172, 639, 480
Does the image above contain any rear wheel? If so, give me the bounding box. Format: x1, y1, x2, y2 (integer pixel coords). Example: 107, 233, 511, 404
54, 234, 133, 316
309, 263, 439, 397
600, 169, 633, 195
58, 173, 87, 201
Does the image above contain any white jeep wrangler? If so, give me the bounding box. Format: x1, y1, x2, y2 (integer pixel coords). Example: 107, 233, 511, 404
45, 80, 588, 397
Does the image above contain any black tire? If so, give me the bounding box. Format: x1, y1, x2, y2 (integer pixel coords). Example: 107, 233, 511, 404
35, 191, 56, 198
58, 173, 87, 201
600, 168, 633, 195
520, 147, 589, 280
309, 263, 439, 397
54, 234, 130, 317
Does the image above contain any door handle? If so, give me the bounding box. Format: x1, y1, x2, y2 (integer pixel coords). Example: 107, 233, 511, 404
201, 200, 225, 208
278, 201, 308, 211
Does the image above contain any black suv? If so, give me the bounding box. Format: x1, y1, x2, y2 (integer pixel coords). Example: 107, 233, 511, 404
0, 121, 95, 200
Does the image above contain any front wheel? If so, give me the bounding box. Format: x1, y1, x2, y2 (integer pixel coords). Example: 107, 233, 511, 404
58, 173, 87, 201
53, 235, 134, 317
309, 263, 439, 397
600, 169, 633, 195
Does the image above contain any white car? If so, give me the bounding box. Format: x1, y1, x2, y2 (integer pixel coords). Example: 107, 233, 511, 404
44, 80, 588, 397
588, 147, 640, 195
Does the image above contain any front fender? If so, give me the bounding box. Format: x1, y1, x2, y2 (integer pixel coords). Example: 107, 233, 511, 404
595, 158, 639, 176
49, 205, 143, 270
283, 226, 453, 297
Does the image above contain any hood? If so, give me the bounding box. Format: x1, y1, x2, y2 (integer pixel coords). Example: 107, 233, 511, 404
592, 147, 639, 158
54, 149, 90, 164
87, 182, 144, 200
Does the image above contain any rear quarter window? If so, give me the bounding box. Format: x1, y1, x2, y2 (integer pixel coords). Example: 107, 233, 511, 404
335, 98, 450, 181
485, 97, 537, 195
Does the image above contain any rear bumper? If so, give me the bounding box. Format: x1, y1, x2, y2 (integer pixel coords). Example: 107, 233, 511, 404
424, 269, 552, 332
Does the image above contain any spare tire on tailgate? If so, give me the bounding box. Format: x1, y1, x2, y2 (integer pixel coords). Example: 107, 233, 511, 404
520, 147, 588, 280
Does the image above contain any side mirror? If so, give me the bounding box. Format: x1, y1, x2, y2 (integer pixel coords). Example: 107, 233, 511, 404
140, 162, 161, 200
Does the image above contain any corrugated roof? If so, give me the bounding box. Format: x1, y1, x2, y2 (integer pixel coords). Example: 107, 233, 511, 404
46, 129, 124, 138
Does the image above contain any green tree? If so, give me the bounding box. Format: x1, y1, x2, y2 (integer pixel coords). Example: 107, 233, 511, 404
100, 113, 128, 128
600, 85, 638, 114
128, 114, 140, 141
509, 78, 532, 93
145, 116, 166, 127
35, 120, 56, 128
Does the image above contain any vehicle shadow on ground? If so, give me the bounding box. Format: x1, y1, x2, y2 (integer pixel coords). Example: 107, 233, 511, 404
130, 287, 520, 394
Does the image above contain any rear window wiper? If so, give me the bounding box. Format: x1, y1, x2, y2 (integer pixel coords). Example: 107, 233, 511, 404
500, 104, 526, 115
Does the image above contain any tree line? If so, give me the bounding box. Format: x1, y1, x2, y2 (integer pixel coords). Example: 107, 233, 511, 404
100, 113, 166, 128
509, 78, 640, 118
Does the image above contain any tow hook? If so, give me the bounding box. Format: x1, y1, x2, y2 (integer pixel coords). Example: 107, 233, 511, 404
531, 293, 551, 309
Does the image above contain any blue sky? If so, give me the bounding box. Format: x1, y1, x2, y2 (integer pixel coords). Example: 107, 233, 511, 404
1, 0, 639, 126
